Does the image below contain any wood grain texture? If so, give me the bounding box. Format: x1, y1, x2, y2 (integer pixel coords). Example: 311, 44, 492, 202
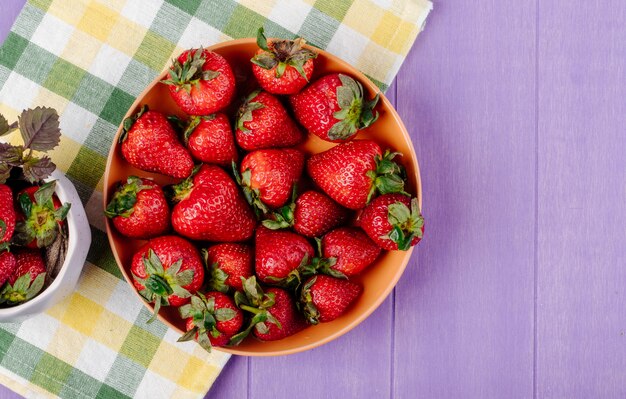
392, 1, 536, 397
536, 1, 626, 397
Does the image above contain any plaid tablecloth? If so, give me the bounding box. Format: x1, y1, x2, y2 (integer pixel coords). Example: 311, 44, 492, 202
0, 0, 432, 397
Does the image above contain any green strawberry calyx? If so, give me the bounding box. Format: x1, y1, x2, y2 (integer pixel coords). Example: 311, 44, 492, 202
0, 271, 46, 304
236, 90, 265, 133
299, 276, 321, 325
230, 276, 281, 345
13, 181, 71, 248
251, 27, 317, 80
161, 47, 220, 93
120, 104, 148, 143
133, 249, 194, 323
177, 292, 237, 352
167, 164, 203, 203
382, 197, 424, 251
261, 185, 298, 230
182, 115, 216, 144
201, 248, 230, 294
232, 161, 270, 218
366, 149, 409, 203
104, 176, 152, 218
328, 74, 380, 141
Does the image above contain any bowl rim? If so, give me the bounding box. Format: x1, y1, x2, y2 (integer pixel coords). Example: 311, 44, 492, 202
0, 170, 91, 319
103, 37, 423, 356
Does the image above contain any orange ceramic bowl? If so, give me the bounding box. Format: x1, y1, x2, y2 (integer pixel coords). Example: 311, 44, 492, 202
103, 38, 422, 356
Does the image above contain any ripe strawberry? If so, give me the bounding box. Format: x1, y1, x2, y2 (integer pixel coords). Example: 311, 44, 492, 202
0, 251, 17, 287
307, 140, 406, 210
120, 106, 193, 178
171, 165, 256, 242
0, 184, 16, 246
321, 227, 381, 276
359, 194, 424, 251
105, 176, 170, 239
162, 48, 235, 115
237, 148, 304, 214
254, 226, 314, 286
299, 275, 362, 324
235, 90, 304, 151
131, 235, 204, 321
183, 113, 238, 166
0, 248, 46, 305
14, 181, 70, 248
250, 27, 316, 95
231, 277, 306, 344
289, 73, 380, 142
263, 190, 348, 238
178, 291, 244, 351
204, 243, 253, 293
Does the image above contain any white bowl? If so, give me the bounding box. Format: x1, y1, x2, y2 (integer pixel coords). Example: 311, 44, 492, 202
0, 170, 91, 322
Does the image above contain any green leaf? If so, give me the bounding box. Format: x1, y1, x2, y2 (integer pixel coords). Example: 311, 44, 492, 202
167, 258, 183, 277
327, 120, 356, 141
34, 180, 56, 206
250, 52, 277, 70
214, 308, 236, 322
388, 202, 411, 226
0, 143, 23, 164
179, 304, 193, 319
22, 156, 56, 183
18, 107, 61, 152
13, 273, 31, 293
275, 62, 287, 78
236, 101, 264, 132
17, 192, 32, 218
336, 85, 355, 109
256, 27, 269, 51
178, 327, 197, 342
0, 114, 9, 136
174, 269, 194, 286
25, 273, 46, 300
0, 164, 10, 184
234, 290, 248, 308
145, 275, 173, 297
171, 285, 191, 298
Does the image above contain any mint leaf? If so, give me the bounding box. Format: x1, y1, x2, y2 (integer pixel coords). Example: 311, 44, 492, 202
22, 155, 56, 183
18, 107, 61, 151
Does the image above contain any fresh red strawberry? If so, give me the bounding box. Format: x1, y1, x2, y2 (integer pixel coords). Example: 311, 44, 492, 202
0, 248, 46, 304
0, 184, 16, 246
131, 235, 204, 321
178, 291, 244, 351
250, 27, 316, 95
162, 48, 235, 115
307, 140, 406, 210
183, 113, 238, 166
204, 243, 253, 293
321, 227, 381, 276
105, 176, 170, 239
14, 181, 70, 248
231, 277, 306, 343
299, 275, 362, 324
254, 226, 314, 286
237, 148, 304, 214
120, 106, 193, 178
235, 90, 304, 151
289, 73, 380, 142
0, 251, 17, 288
171, 165, 256, 242
359, 194, 424, 250
263, 190, 348, 238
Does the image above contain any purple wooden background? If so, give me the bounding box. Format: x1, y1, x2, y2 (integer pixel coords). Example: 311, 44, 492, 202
1, 0, 626, 398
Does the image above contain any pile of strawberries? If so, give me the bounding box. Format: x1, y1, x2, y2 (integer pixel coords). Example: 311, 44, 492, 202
106, 28, 424, 351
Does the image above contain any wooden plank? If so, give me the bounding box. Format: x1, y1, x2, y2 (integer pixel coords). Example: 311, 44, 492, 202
241, 83, 398, 399
536, 1, 626, 397
392, 1, 537, 397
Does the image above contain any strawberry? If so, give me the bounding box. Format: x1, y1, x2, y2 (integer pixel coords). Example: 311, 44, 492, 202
0, 184, 16, 247
178, 291, 244, 351
162, 48, 235, 115
183, 113, 238, 166
204, 243, 253, 293
250, 27, 316, 95
263, 190, 349, 238
105, 176, 170, 239
0, 248, 46, 305
289, 73, 380, 142
299, 275, 362, 324
120, 106, 194, 178
171, 165, 256, 242
254, 226, 314, 286
131, 235, 204, 321
359, 194, 424, 251
0, 251, 17, 288
237, 148, 304, 214
231, 276, 306, 343
307, 140, 407, 210
14, 181, 70, 248
321, 227, 381, 276
235, 90, 304, 151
